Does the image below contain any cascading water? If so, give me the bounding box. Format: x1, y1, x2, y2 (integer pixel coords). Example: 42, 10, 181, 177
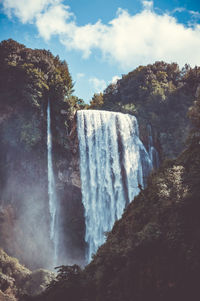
47, 100, 58, 266
77, 110, 152, 262
147, 124, 159, 169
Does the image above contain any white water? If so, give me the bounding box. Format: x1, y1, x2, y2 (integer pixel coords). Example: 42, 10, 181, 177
47, 101, 58, 266
77, 110, 152, 262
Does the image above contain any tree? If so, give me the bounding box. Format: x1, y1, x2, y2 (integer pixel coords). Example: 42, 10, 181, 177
90, 93, 104, 108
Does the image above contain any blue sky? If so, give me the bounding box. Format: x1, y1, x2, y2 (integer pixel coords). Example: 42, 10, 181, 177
0, 0, 200, 102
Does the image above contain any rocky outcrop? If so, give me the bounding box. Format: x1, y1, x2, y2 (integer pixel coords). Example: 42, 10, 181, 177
0, 248, 55, 300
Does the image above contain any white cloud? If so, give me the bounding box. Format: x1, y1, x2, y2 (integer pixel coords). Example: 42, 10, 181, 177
111, 75, 120, 84
77, 73, 85, 79
59, 20, 107, 58
36, 2, 73, 40
2, 0, 200, 69
89, 77, 107, 93
142, 1, 153, 11
2, 0, 52, 23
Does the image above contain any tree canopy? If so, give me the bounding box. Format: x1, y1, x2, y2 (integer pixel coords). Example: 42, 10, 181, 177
0, 39, 73, 108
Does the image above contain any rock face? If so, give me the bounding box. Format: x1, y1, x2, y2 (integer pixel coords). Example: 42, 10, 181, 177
0, 104, 51, 269
0, 96, 85, 269
0, 248, 55, 300
0, 39, 85, 269
54, 113, 85, 266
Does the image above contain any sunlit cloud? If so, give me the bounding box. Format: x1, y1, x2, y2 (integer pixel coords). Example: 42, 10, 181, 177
2, 0, 52, 23
1, 0, 200, 69
111, 75, 120, 84
36, 2, 73, 40
142, 0, 153, 11
89, 77, 107, 93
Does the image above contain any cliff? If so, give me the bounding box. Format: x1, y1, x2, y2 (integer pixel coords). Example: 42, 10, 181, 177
0, 39, 85, 269
29, 94, 200, 301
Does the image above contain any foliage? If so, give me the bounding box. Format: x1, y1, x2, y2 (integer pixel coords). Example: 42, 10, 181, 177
0, 39, 87, 152
0, 248, 30, 298
90, 93, 104, 109
89, 61, 200, 159
0, 39, 73, 108
0, 249, 55, 300
24, 265, 83, 301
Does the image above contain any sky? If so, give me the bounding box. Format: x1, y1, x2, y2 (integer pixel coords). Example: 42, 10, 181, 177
0, 0, 200, 102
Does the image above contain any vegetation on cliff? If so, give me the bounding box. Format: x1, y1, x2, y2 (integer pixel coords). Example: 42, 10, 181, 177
0, 39, 73, 105
0, 39, 85, 269
0, 39, 85, 150
0, 248, 54, 301
26, 93, 200, 300
90, 62, 200, 159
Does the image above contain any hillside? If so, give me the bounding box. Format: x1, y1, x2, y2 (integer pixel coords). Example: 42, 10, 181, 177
27, 94, 200, 300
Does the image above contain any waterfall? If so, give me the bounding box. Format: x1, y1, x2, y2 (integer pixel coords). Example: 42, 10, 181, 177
47, 100, 58, 266
77, 110, 152, 262
147, 124, 159, 169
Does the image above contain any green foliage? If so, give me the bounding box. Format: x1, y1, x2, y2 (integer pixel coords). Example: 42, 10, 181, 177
0, 248, 30, 298
90, 61, 199, 159
0, 249, 55, 300
0, 39, 83, 153
51, 265, 81, 285
90, 93, 104, 109
0, 39, 73, 108
66, 95, 87, 111
29, 265, 83, 301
